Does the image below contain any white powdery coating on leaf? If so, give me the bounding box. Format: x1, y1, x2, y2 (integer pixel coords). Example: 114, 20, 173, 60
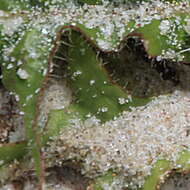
27, 0, 190, 52
46, 90, 190, 189
0, 15, 23, 36
38, 79, 72, 128
184, 18, 190, 35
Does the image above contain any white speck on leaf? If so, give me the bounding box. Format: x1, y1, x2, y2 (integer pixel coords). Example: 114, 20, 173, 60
17, 68, 29, 79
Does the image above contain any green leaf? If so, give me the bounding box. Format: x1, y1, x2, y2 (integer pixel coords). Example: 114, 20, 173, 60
142, 160, 171, 190
0, 141, 27, 165
1, 28, 49, 178
92, 171, 115, 190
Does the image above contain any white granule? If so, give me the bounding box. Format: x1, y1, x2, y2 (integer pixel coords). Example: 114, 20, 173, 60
184, 18, 190, 35
46, 90, 190, 189
159, 20, 171, 35
16, 68, 29, 80
6, 64, 14, 70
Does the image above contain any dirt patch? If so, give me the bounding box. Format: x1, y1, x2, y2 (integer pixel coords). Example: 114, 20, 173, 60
160, 172, 190, 190
0, 165, 90, 190
0, 79, 24, 143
